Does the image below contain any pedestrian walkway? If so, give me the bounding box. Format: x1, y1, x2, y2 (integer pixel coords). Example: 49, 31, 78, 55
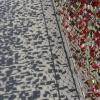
0, 0, 81, 100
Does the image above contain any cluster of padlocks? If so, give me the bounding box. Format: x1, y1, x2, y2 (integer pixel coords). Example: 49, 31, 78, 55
54, 0, 100, 99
